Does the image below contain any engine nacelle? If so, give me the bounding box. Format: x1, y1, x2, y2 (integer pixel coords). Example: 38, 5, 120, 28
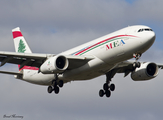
131, 62, 159, 81
40, 55, 69, 74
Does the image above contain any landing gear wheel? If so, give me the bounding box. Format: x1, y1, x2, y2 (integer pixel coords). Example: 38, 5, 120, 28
105, 90, 111, 98
99, 89, 105, 97
58, 80, 64, 88
54, 86, 60, 94
133, 53, 142, 60
110, 84, 115, 91
47, 86, 53, 94
137, 62, 141, 68
133, 62, 141, 68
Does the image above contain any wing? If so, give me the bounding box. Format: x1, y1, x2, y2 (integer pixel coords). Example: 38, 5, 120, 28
0, 51, 94, 71
157, 64, 163, 69
106, 60, 163, 80
65, 55, 94, 69
0, 51, 48, 68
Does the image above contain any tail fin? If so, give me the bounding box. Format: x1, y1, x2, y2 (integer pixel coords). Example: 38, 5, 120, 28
12, 27, 38, 71
12, 27, 32, 53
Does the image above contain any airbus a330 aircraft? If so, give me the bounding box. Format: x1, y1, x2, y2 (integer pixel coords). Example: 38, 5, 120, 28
0, 25, 162, 98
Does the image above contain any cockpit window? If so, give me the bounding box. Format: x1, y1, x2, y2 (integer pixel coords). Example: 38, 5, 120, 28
138, 28, 153, 32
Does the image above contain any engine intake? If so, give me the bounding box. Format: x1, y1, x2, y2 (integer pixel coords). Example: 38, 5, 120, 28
131, 62, 159, 81
40, 55, 69, 74
56, 56, 67, 69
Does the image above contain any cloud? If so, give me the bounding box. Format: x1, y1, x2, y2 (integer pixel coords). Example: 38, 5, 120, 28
0, 0, 163, 120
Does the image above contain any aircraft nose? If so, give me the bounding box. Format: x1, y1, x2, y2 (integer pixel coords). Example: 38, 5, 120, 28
139, 31, 156, 54
148, 31, 156, 43
142, 31, 156, 49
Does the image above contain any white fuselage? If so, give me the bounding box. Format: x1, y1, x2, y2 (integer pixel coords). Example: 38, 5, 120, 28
20, 25, 156, 85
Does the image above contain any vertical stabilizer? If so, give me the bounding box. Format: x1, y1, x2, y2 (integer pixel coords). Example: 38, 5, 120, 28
12, 27, 38, 71
12, 27, 32, 53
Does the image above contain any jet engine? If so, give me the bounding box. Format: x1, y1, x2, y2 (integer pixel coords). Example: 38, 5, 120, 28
40, 55, 69, 74
131, 62, 159, 81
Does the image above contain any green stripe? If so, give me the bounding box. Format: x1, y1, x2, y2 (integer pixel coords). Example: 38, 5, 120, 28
79, 37, 127, 55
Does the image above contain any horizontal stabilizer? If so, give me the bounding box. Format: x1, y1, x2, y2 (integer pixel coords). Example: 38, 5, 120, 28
0, 71, 23, 75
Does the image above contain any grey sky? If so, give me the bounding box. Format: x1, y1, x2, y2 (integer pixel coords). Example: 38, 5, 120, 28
0, 0, 163, 120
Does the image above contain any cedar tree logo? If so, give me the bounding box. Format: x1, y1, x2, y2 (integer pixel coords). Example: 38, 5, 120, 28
18, 39, 26, 53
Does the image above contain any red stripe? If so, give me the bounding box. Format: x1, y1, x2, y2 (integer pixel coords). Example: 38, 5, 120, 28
75, 35, 137, 55
18, 65, 39, 71
12, 31, 23, 39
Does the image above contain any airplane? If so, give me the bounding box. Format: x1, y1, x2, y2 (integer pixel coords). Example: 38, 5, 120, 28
0, 25, 161, 98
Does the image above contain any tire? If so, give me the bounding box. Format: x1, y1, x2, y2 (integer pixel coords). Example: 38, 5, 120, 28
133, 62, 137, 68
133, 62, 141, 68
105, 90, 111, 98
47, 86, 53, 93
54, 86, 60, 94
58, 80, 64, 88
110, 84, 115, 91
99, 89, 105, 97
137, 62, 141, 68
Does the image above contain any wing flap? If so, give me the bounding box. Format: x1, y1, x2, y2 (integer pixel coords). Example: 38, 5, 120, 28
0, 57, 41, 67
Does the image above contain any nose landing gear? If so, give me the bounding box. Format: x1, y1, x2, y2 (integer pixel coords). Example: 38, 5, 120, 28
133, 53, 142, 69
133, 53, 141, 61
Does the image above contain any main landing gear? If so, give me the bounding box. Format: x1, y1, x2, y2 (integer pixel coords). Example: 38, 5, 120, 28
99, 82, 115, 98
47, 74, 64, 94
99, 53, 142, 98
99, 70, 117, 98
